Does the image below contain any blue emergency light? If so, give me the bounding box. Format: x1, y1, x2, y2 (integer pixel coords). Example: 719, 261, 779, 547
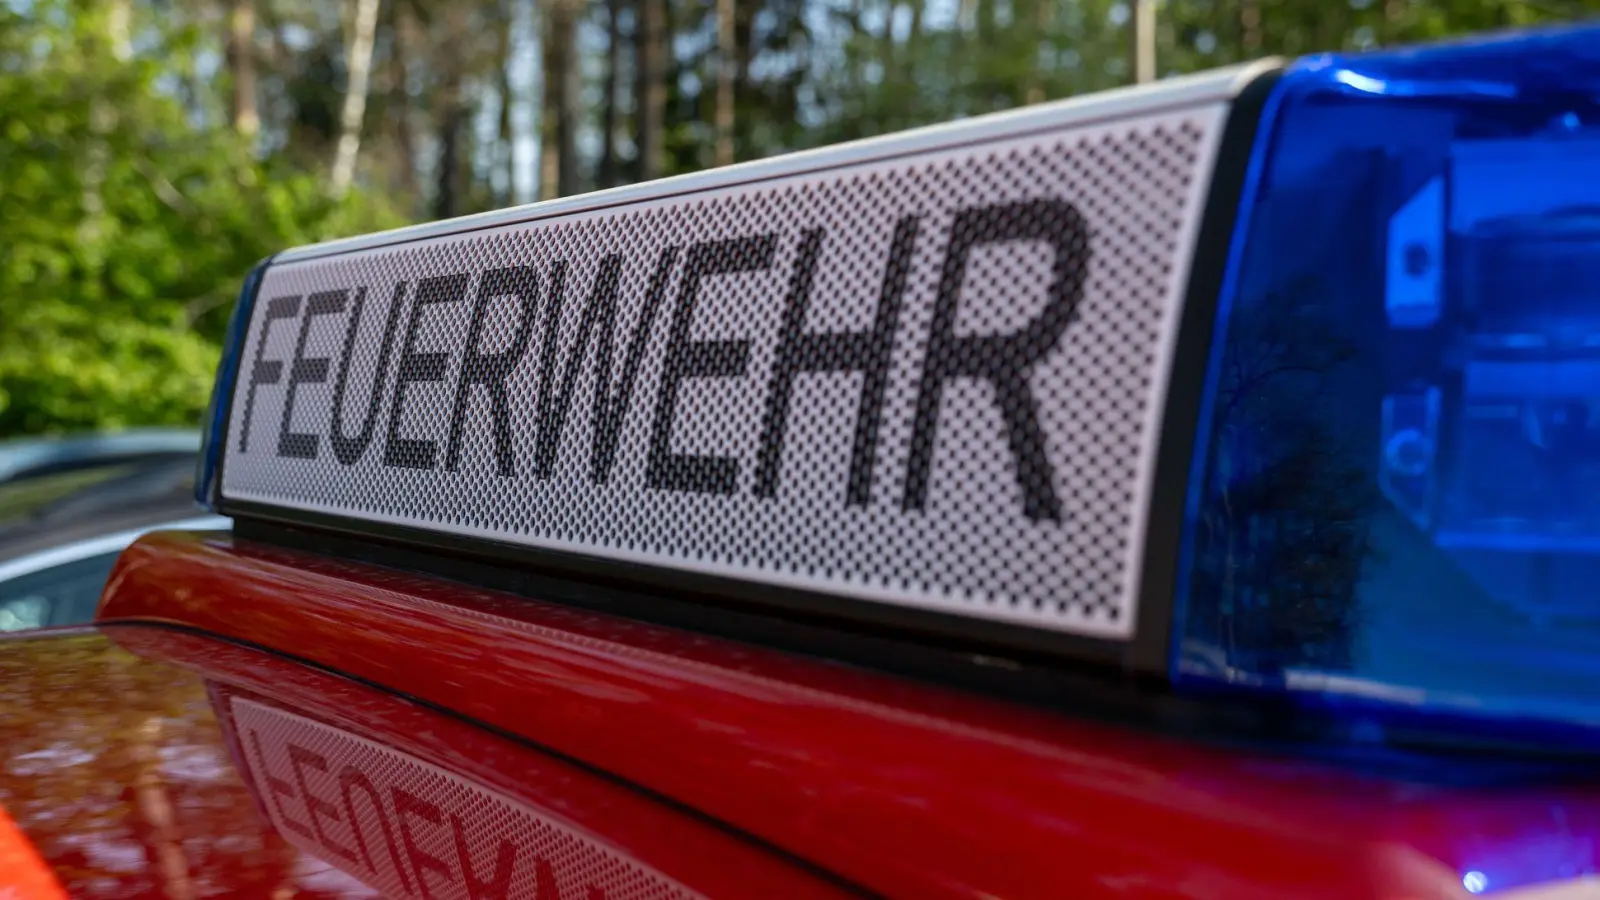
1174, 24, 1600, 737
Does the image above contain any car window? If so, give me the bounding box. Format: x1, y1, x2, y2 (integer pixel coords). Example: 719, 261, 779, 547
0, 465, 136, 528
0, 551, 122, 632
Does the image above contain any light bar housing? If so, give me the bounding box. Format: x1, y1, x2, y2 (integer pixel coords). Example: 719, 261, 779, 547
199, 61, 1278, 672
199, 21, 1600, 740
1175, 24, 1600, 734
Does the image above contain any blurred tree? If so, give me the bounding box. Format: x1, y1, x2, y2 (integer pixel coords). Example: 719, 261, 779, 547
329, 0, 383, 195
494, 0, 517, 204
540, 0, 582, 199
0, 0, 1585, 438
0, 0, 402, 437
714, 0, 734, 165
598, 0, 626, 187
0, 634, 308, 898
377, 0, 420, 208
432, 3, 471, 217
635, 0, 667, 180
225, 0, 260, 137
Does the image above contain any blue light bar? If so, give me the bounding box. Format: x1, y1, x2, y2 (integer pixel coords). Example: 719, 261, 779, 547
196, 256, 272, 510
1175, 23, 1600, 736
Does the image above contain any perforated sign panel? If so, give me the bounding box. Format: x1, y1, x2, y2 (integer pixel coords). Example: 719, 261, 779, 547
220, 98, 1229, 641
232, 697, 704, 900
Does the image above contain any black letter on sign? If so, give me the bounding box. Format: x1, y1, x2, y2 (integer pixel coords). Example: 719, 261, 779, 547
450, 813, 517, 900
240, 295, 303, 454
588, 247, 679, 484
246, 729, 312, 840
531, 254, 623, 480
647, 235, 776, 494
901, 199, 1089, 523
392, 788, 450, 899
754, 216, 919, 504
338, 766, 416, 894
330, 283, 409, 466
444, 266, 540, 476
384, 273, 471, 469
277, 290, 348, 459
286, 743, 358, 864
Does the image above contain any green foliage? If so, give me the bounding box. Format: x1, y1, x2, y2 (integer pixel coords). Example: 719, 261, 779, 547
0, 0, 403, 438
801, 0, 1584, 150
0, 0, 1588, 439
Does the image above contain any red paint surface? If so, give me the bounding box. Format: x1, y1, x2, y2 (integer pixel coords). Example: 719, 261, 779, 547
0, 625, 847, 898
0, 798, 69, 900
96, 531, 1600, 899
0, 630, 319, 898
111, 627, 854, 899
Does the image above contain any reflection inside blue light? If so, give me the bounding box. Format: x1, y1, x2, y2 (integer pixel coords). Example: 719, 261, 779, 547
1175, 25, 1600, 733
1331, 68, 1389, 94
1464, 871, 1488, 894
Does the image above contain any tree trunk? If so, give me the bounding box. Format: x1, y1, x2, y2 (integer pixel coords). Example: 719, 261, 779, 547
80, 0, 131, 248
975, 0, 994, 47
496, 0, 516, 205
435, 104, 465, 219
539, 0, 580, 200
129, 719, 194, 900
734, 0, 755, 154
538, 6, 562, 200
263, 4, 284, 73
952, 0, 976, 114
957, 0, 976, 35
226, 0, 259, 137
1240, 0, 1262, 56
1024, 0, 1047, 103
635, 0, 666, 182
713, 0, 735, 167
598, 0, 623, 188
107, 0, 131, 59
898, 0, 922, 124
434, 58, 466, 219
1130, 0, 1156, 83
388, 0, 417, 208
330, 0, 382, 195
560, 14, 580, 198
1382, 0, 1405, 43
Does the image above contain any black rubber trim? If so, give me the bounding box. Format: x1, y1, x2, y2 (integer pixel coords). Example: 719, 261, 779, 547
222, 498, 1131, 670
1125, 66, 1287, 676
98, 620, 882, 900
232, 515, 1141, 704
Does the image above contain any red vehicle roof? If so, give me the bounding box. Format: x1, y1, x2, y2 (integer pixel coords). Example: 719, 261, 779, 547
0, 528, 1591, 897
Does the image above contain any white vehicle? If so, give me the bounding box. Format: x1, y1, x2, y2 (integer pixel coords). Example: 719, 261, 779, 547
0, 434, 228, 631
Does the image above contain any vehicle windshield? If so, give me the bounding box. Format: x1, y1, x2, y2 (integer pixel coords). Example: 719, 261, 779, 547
0, 452, 201, 563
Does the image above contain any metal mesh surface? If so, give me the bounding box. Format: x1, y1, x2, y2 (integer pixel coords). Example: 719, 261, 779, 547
222, 104, 1225, 640
232, 698, 703, 900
